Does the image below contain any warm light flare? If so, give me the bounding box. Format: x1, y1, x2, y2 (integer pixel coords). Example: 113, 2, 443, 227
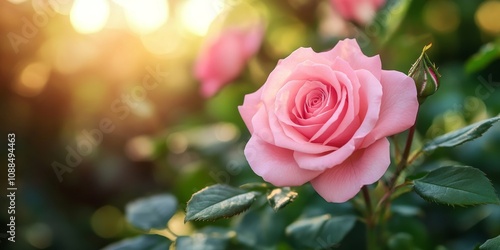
180, 0, 225, 36
70, 0, 110, 34
118, 0, 169, 34
14, 62, 51, 97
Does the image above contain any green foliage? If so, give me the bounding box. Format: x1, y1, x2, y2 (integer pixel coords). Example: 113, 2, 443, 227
125, 194, 178, 231
372, 0, 413, 45
174, 234, 229, 250
388, 233, 417, 250
285, 214, 356, 249
185, 184, 262, 222
465, 40, 500, 74
267, 187, 298, 212
479, 235, 500, 250
234, 206, 287, 249
423, 116, 500, 152
102, 234, 171, 250
414, 166, 500, 206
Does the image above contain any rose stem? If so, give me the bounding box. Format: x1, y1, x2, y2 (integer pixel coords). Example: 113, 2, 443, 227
362, 185, 380, 250
391, 123, 416, 189
362, 186, 373, 222
374, 121, 418, 248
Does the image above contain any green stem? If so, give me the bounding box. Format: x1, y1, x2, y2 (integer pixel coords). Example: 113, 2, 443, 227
362, 186, 380, 250
366, 224, 380, 250
389, 123, 416, 190
374, 122, 418, 249
362, 186, 373, 219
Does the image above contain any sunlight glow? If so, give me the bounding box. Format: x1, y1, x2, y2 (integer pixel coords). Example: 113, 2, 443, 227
70, 0, 110, 34
118, 0, 169, 34
180, 0, 225, 36
14, 62, 51, 97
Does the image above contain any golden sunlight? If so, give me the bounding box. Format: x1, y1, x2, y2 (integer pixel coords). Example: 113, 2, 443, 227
118, 0, 169, 34
180, 0, 225, 36
70, 0, 110, 34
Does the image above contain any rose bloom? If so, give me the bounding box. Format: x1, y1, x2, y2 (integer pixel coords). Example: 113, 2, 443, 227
239, 39, 418, 202
331, 0, 385, 25
195, 24, 264, 98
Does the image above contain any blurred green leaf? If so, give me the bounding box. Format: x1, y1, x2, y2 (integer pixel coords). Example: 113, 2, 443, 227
197, 226, 236, 240
388, 233, 416, 250
103, 234, 170, 250
423, 116, 500, 152
286, 214, 356, 249
267, 187, 298, 212
479, 235, 500, 250
373, 0, 412, 45
239, 182, 272, 191
174, 234, 229, 250
125, 194, 177, 231
235, 206, 286, 248
414, 166, 500, 206
185, 184, 261, 222
465, 40, 500, 74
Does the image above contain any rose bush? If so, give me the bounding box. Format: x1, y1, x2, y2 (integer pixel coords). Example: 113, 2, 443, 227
195, 24, 264, 97
239, 39, 418, 202
331, 0, 385, 25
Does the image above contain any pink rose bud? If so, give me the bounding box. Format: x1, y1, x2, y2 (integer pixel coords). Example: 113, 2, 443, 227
408, 43, 441, 103
239, 39, 419, 203
195, 24, 264, 98
330, 0, 385, 25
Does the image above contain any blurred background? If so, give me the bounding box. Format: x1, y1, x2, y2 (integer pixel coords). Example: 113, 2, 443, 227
1, 0, 500, 249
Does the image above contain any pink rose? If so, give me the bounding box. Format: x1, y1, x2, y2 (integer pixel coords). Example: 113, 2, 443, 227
195, 24, 264, 98
238, 39, 418, 202
331, 0, 385, 25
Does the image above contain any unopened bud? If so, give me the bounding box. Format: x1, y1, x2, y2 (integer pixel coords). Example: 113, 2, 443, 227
408, 43, 441, 103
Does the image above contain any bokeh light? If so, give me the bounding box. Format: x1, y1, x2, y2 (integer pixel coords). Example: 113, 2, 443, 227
475, 0, 500, 34
8, 0, 27, 4
70, 0, 110, 34
125, 135, 154, 161
26, 223, 53, 249
91, 205, 125, 238
180, 0, 225, 36
423, 0, 460, 33
117, 0, 169, 34
13, 62, 51, 97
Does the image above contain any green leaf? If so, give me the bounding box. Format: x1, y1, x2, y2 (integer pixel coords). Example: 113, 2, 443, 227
480, 235, 500, 250
239, 182, 272, 191
388, 233, 414, 250
372, 0, 413, 45
465, 40, 500, 74
414, 166, 500, 206
174, 234, 229, 250
235, 206, 286, 248
267, 187, 298, 211
125, 194, 177, 231
286, 215, 356, 249
185, 184, 261, 222
423, 116, 500, 152
103, 234, 170, 250
197, 226, 236, 240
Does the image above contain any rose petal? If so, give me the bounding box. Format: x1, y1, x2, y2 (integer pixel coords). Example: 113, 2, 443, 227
261, 50, 334, 104
310, 58, 360, 143
294, 69, 382, 170
241, 24, 265, 59
239, 87, 264, 133
310, 138, 390, 202
195, 32, 247, 97
268, 109, 336, 153
321, 39, 382, 81
362, 70, 418, 147
244, 136, 322, 186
